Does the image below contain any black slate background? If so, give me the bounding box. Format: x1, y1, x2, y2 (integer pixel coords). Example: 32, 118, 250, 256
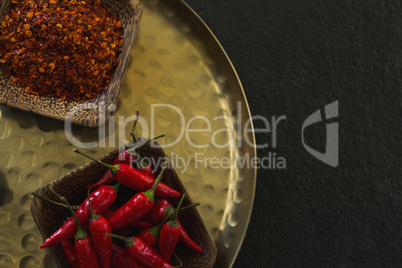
184, 0, 401, 267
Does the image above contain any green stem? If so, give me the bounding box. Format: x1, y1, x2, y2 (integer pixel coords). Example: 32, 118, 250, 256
148, 134, 165, 145
110, 182, 120, 193
149, 215, 170, 237
73, 149, 119, 175
87, 189, 99, 221
139, 159, 149, 169
31, 192, 78, 210
105, 233, 127, 241
130, 110, 140, 143
143, 159, 168, 201
172, 252, 183, 268
105, 233, 135, 248
50, 187, 86, 240
163, 202, 200, 221
173, 193, 186, 221
179, 202, 200, 212
126, 134, 165, 155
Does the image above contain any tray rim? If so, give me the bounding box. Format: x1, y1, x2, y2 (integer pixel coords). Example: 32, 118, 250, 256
176, 0, 257, 266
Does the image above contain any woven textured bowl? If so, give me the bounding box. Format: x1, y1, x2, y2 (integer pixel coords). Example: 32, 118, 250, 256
0, 0, 142, 128
30, 140, 217, 267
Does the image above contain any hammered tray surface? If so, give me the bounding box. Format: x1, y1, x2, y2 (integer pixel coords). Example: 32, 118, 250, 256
0, 0, 143, 128
0, 0, 256, 267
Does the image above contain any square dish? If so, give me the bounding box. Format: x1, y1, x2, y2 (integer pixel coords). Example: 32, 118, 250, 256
30, 140, 217, 267
0, 0, 142, 128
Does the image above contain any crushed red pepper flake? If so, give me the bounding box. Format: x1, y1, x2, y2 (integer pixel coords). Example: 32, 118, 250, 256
0, 0, 124, 102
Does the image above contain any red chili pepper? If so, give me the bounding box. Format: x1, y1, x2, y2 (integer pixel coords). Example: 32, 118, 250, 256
74, 149, 180, 198
111, 244, 145, 268
158, 194, 185, 262
142, 198, 202, 252
177, 222, 202, 252
106, 234, 172, 268
102, 206, 151, 228
100, 206, 116, 219
136, 217, 169, 247
87, 149, 135, 189
88, 189, 113, 268
142, 199, 173, 225
134, 135, 166, 179
139, 160, 154, 178
61, 239, 80, 268
129, 219, 152, 228
74, 233, 101, 268
52, 188, 100, 268
136, 227, 159, 248
40, 184, 119, 249
107, 163, 167, 230
87, 116, 154, 189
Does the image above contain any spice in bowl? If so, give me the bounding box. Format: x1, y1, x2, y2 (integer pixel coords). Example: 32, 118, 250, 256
0, 0, 124, 101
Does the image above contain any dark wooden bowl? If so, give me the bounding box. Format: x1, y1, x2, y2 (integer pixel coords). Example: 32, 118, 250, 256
30, 140, 217, 267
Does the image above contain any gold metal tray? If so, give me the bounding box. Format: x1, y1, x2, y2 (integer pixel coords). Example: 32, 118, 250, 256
0, 0, 256, 267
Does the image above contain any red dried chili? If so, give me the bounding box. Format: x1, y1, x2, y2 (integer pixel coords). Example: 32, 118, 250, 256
0, 0, 124, 101
88, 189, 113, 268
111, 244, 145, 268
52, 188, 101, 268
87, 135, 165, 189
106, 234, 172, 268
158, 194, 185, 262
61, 239, 80, 268
102, 206, 151, 228
136, 216, 169, 248
87, 149, 136, 189
142, 198, 202, 252
74, 149, 181, 198
40, 184, 119, 249
107, 162, 168, 230
139, 160, 155, 178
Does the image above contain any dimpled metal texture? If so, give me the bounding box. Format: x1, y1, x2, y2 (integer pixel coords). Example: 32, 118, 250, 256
0, 0, 256, 267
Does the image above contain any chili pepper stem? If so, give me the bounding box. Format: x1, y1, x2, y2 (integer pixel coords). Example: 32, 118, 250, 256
73, 149, 119, 175
50, 187, 87, 240
139, 159, 148, 169
126, 134, 165, 155
110, 182, 120, 192
105, 233, 125, 240
31, 192, 78, 210
172, 252, 183, 268
130, 110, 140, 143
149, 215, 170, 237
143, 159, 168, 201
173, 194, 186, 221
163, 201, 200, 223
147, 134, 166, 146
87, 189, 100, 221
179, 202, 200, 212
105, 233, 135, 248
